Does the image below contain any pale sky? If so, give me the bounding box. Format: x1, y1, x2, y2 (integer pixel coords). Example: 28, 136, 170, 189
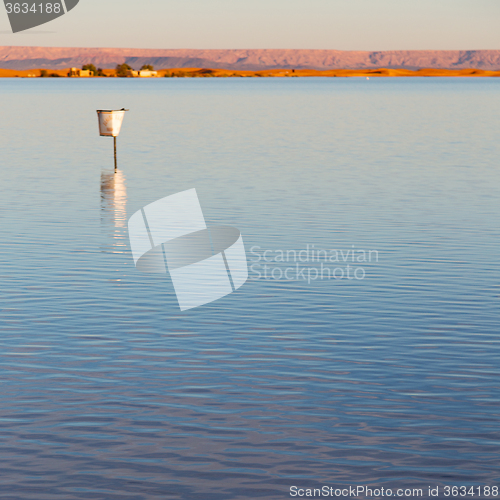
0, 0, 499, 50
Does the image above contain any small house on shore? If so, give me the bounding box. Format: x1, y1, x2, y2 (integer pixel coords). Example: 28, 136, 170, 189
68, 67, 93, 77
126, 69, 158, 78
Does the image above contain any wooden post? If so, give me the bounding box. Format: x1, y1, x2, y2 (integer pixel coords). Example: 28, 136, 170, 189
114, 136, 117, 172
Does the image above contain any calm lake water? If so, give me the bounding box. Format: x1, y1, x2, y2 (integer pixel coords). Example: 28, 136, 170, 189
0, 77, 499, 499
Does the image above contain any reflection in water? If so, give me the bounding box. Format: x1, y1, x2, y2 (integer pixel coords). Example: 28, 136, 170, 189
101, 169, 128, 251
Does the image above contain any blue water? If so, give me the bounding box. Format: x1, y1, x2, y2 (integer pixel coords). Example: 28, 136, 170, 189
0, 78, 499, 499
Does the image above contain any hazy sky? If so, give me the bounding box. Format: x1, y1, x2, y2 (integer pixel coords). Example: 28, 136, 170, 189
0, 0, 499, 50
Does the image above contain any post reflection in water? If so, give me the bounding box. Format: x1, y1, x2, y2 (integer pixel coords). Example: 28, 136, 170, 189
100, 168, 128, 252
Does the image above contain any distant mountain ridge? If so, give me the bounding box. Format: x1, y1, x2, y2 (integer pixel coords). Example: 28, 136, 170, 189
1, 46, 500, 71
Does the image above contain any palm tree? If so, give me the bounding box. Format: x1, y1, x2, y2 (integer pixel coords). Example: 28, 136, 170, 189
115, 63, 132, 77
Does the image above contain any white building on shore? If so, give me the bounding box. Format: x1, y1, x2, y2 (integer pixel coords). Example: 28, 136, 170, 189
126, 69, 158, 78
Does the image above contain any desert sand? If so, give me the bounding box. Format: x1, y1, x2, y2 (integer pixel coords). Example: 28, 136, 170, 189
158, 67, 500, 78
1, 67, 499, 78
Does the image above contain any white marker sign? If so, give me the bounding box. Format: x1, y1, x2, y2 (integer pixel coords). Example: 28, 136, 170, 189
97, 109, 128, 137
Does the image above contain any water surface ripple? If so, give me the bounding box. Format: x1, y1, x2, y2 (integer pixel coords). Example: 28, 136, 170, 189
0, 78, 499, 499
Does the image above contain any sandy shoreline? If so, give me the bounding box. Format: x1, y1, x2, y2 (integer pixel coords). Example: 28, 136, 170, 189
1, 67, 500, 78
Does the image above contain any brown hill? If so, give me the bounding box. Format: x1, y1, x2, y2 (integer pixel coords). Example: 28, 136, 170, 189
1, 47, 500, 71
